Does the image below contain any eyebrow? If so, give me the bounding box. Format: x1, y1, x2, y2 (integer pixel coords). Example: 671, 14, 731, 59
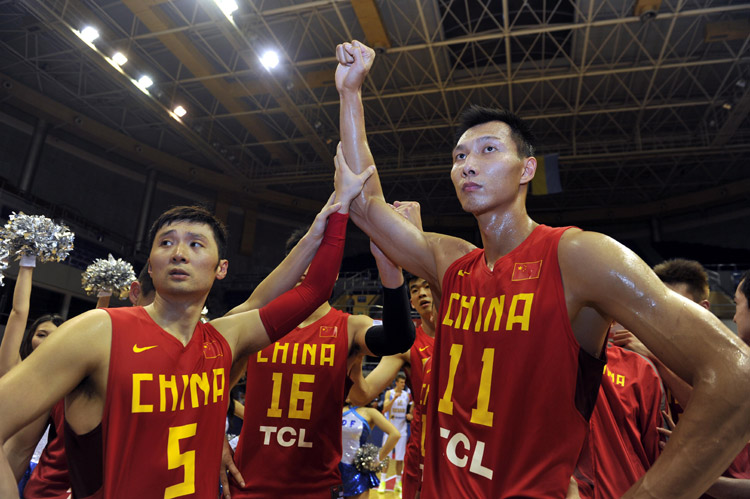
453, 135, 504, 154
157, 229, 209, 241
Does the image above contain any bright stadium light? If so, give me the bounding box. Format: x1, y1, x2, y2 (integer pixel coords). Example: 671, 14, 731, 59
173, 105, 187, 117
137, 75, 154, 89
79, 26, 100, 43
112, 52, 128, 66
259, 50, 280, 70
215, 0, 238, 18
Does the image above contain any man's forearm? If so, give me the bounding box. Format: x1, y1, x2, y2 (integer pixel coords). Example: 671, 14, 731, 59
348, 355, 405, 405
624, 365, 750, 497
339, 90, 384, 205
705, 477, 750, 499
383, 395, 395, 414
0, 448, 19, 498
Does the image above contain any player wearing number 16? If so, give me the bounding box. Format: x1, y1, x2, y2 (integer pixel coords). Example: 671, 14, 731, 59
0, 161, 373, 498
337, 38, 750, 498
225, 153, 416, 498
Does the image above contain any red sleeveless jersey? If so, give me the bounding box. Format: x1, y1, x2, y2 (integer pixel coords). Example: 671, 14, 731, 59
403, 355, 433, 499
69, 307, 231, 498
575, 344, 665, 498
406, 325, 434, 406
421, 225, 605, 498
402, 326, 433, 499
230, 307, 350, 498
23, 400, 71, 499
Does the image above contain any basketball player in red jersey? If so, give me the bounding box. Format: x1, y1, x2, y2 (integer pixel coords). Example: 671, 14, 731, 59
224, 229, 415, 498
2, 264, 156, 499
0, 159, 374, 498
348, 271, 434, 499
574, 322, 667, 498
347, 200, 434, 499
335, 39, 750, 497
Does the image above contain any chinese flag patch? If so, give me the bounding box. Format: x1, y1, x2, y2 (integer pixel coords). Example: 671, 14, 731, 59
512, 261, 543, 281
319, 326, 338, 338
203, 341, 224, 359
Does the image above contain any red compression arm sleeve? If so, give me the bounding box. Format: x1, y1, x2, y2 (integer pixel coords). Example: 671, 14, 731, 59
258, 212, 348, 343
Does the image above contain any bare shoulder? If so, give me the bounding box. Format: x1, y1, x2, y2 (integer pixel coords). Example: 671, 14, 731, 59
424, 231, 476, 290
49, 309, 112, 368
348, 313, 375, 332
57, 309, 112, 347
209, 309, 263, 359
558, 228, 671, 318
0, 309, 111, 440
357, 406, 376, 422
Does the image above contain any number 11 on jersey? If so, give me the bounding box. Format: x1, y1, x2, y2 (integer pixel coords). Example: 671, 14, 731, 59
437, 344, 495, 427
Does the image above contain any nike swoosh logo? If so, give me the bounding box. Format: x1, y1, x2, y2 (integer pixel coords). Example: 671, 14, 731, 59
458, 270, 470, 276
133, 344, 158, 353
419, 346, 430, 352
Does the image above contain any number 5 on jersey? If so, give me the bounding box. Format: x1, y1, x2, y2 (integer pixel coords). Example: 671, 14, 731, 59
165, 423, 196, 499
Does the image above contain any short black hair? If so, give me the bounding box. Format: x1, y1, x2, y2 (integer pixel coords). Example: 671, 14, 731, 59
739, 270, 750, 309
395, 372, 406, 381
20, 314, 64, 360
403, 271, 419, 287
285, 227, 308, 256
455, 105, 536, 158
148, 206, 229, 260
137, 265, 155, 298
653, 258, 710, 303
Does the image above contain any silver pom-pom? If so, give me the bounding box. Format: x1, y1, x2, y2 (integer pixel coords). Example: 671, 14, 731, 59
353, 443, 388, 472
0, 246, 8, 286
1, 212, 75, 263
82, 254, 136, 300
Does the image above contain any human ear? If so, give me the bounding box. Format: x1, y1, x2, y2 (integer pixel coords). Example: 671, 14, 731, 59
520, 156, 537, 185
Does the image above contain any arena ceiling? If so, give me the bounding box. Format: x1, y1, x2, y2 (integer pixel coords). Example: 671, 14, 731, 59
1, 0, 749, 231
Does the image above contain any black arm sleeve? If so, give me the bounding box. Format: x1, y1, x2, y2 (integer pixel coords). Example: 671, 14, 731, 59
364, 281, 416, 356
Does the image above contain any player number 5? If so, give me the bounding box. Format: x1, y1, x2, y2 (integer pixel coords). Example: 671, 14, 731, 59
165, 423, 197, 499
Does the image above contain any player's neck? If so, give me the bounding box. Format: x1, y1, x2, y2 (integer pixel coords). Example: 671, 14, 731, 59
144, 294, 206, 345
419, 315, 435, 337
475, 208, 537, 270
299, 301, 332, 328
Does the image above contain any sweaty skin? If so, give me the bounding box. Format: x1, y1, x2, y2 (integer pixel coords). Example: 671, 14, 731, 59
335, 39, 750, 497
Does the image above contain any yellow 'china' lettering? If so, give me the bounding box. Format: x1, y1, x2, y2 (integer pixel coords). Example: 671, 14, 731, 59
180, 375, 189, 410
190, 373, 210, 408
506, 293, 533, 331
132, 369, 225, 414
273, 342, 289, 363
320, 344, 335, 367
159, 375, 178, 412
291, 343, 299, 364
474, 297, 485, 332
441, 292, 535, 334
483, 296, 505, 332
302, 344, 317, 365
457, 295, 476, 331
132, 373, 154, 413
212, 368, 225, 403
442, 293, 460, 327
